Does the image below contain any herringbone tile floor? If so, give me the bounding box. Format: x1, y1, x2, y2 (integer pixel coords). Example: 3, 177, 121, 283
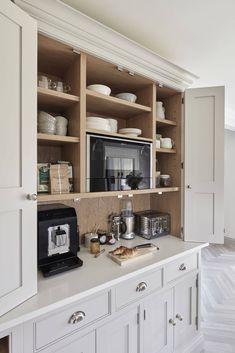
201, 238, 235, 353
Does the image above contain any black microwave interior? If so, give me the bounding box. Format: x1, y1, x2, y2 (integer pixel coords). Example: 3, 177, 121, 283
87, 134, 152, 192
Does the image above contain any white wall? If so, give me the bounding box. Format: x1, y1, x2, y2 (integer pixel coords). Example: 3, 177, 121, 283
225, 129, 235, 239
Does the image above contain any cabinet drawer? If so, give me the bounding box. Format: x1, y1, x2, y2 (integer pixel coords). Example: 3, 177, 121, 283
115, 269, 163, 309
35, 291, 110, 350
165, 253, 198, 283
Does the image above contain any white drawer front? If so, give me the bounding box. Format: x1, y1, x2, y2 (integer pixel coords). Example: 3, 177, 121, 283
115, 269, 163, 309
165, 253, 198, 283
35, 291, 110, 350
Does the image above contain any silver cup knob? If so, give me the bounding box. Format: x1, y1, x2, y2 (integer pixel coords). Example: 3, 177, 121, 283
27, 193, 37, 201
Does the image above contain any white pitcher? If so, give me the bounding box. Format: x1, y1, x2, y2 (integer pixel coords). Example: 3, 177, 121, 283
156, 101, 165, 119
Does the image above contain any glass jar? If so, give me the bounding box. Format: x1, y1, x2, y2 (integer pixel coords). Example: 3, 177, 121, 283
90, 238, 100, 254
160, 174, 171, 187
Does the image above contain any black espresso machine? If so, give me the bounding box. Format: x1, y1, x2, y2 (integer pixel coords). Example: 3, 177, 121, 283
38, 204, 83, 277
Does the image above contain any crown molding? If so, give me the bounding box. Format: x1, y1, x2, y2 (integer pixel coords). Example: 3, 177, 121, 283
15, 0, 198, 91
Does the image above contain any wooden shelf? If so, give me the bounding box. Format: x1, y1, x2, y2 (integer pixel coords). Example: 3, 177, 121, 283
38, 87, 79, 111
37, 187, 180, 202
156, 148, 176, 154
86, 128, 152, 142
156, 118, 177, 127
37, 133, 79, 145
86, 89, 151, 118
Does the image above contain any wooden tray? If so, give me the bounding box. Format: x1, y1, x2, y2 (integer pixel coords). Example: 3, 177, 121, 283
108, 247, 155, 266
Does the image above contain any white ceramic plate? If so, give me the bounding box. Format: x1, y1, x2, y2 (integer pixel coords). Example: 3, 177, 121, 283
119, 128, 142, 136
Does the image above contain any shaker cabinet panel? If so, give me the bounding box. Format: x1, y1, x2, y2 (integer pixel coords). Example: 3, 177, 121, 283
184, 86, 224, 244
0, 0, 37, 316
97, 307, 139, 353
143, 288, 174, 353
174, 275, 198, 350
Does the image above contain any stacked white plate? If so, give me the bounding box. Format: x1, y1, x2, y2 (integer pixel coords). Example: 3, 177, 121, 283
38, 111, 56, 134
119, 128, 142, 137
87, 117, 111, 132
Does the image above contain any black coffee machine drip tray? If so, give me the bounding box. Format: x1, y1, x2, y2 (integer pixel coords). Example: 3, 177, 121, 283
39, 252, 83, 277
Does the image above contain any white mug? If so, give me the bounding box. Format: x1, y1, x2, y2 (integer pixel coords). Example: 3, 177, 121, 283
156, 101, 165, 119
160, 137, 173, 149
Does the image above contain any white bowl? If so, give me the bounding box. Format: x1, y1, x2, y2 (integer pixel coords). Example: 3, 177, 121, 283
87, 122, 111, 132
108, 118, 118, 133
87, 116, 108, 124
115, 93, 137, 103
87, 84, 111, 96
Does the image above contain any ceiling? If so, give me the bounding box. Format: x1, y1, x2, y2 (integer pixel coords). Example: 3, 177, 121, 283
62, 0, 235, 126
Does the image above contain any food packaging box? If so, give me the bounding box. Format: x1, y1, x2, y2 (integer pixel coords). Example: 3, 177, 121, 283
57, 161, 73, 192
50, 164, 70, 194
37, 163, 50, 193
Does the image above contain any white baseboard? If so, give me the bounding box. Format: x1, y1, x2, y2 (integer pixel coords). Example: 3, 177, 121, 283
174, 334, 204, 353
224, 235, 235, 245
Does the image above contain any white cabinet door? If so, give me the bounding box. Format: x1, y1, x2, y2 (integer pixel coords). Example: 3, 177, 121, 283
184, 86, 224, 243
97, 308, 139, 353
0, 0, 37, 315
174, 275, 198, 350
143, 288, 174, 353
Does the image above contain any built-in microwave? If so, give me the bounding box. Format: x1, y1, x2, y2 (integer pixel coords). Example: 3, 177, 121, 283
87, 134, 152, 192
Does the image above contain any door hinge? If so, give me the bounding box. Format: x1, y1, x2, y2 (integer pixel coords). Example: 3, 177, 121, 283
181, 226, 184, 236
181, 162, 184, 169
195, 316, 198, 327
182, 97, 184, 104
144, 309, 146, 320
196, 278, 198, 288
137, 312, 139, 325
224, 228, 226, 234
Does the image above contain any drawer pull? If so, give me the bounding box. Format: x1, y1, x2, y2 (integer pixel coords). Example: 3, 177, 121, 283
136, 282, 147, 292
169, 318, 176, 326
68, 311, 86, 324
179, 263, 187, 271
176, 314, 183, 321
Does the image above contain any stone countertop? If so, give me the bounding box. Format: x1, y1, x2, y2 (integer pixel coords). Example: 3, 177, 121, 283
0, 235, 207, 332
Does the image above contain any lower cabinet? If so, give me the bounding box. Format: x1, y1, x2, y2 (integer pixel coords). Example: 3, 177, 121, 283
96, 307, 139, 353
142, 274, 198, 353
143, 288, 174, 353
174, 274, 198, 350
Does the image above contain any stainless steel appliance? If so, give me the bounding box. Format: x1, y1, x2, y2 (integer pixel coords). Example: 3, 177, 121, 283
135, 210, 170, 239
121, 215, 135, 239
87, 134, 152, 192
38, 204, 83, 277
110, 215, 126, 240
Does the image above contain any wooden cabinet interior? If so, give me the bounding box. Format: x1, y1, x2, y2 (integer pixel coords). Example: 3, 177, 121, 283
37, 34, 182, 236
0, 336, 9, 353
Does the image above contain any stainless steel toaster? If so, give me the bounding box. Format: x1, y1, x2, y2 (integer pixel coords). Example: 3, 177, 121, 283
135, 210, 170, 239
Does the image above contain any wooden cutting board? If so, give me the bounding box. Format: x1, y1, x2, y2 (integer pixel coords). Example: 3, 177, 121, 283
108, 247, 156, 266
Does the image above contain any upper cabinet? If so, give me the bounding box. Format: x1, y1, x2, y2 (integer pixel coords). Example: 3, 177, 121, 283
0, 0, 37, 316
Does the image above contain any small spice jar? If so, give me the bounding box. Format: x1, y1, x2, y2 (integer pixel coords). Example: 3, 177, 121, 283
90, 238, 100, 254
160, 174, 171, 187
97, 230, 107, 245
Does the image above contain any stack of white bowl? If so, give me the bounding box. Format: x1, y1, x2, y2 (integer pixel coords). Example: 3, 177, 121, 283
56, 116, 68, 136
87, 117, 111, 131
38, 111, 56, 134
107, 118, 118, 133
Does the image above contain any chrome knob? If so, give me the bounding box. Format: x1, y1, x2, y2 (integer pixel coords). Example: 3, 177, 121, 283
27, 193, 37, 201
176, 314, 183, 321
169, 318, 176, 326
136, 282, 147, 292
68, 311, 86, 324
179, 263, 187, 271
186, 185, 192, 189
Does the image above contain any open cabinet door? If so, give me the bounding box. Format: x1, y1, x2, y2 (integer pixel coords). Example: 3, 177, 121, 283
0, 1, 37, 315
184, 87, 224, 243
